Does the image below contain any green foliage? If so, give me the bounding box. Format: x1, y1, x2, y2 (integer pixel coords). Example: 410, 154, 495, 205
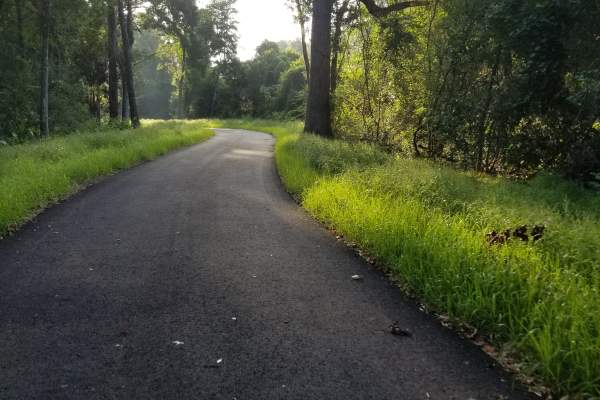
283, 133, 387, 175
334, 7, 428, 150
0, 120, 213, 237
274, 60, 307, 119
333, 0, 600, 179
189, 40, 307, 120
206, 0, 239, 62
0, 0, 106, 139
239, 41, 307, 119
417, 0, 600, 176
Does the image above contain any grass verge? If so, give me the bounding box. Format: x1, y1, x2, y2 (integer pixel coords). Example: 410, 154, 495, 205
216, 120, 600, 398
0, 120, 213, 238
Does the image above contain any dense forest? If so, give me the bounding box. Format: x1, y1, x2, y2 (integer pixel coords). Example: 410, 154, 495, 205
0, 0, 599, 180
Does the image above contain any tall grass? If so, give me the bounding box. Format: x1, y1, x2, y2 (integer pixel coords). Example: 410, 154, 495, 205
304, 167, 600, 396
0, 120, 213, 237
229, 121, 600, 397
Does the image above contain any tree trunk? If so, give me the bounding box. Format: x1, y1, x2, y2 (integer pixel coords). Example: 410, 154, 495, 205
295, 0, 311, 84
119, 0, 134, 121
126, 0, 134, 45
330, 0, 350, 96
39, 0, 50, 137
15, 0, 24, 55
117, 0, 139, 128
209, 74, 219, 118
178, 47, 187, 118
475, 51, 500, 172
305, 0, 334, 137
107, 0, 119, 121
121, 78, 129, 120
120, 51, 128, 120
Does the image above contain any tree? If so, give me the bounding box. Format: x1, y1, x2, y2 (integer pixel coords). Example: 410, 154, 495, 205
204, 0, 238, 116
288, 0, 311, 84
143, 0, 202, 118
117, 0, 140, 127
107, 0, 119, 121
39, 0, 50, 136
305, 0, 334, 137
120, 0, 135, 121
304, 0, 427, 137
206, 0, 238, 63
242, 40, 301, 117
330, 0, 355, 96
15, 0, 24, 55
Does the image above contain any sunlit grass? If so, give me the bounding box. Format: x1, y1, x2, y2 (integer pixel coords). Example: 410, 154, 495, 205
0, 120, 213, 237
304, 168, 600, 396
221, 120, 600, 397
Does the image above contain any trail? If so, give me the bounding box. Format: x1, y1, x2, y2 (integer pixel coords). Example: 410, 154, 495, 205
0, 129, 529, 399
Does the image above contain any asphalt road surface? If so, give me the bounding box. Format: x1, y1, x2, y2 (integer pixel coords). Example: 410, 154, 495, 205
0, 129, 531, 399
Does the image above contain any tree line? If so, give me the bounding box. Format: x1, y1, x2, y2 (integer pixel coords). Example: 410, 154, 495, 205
0, 0, 305, 138
0, 0, 598, 179
0, 0, 140, 136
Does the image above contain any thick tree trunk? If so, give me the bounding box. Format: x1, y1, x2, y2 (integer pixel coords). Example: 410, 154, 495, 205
107, 0, 119, 121
39, 0, 50, 137
305, 0, 334, 137
117, 0, 139, 128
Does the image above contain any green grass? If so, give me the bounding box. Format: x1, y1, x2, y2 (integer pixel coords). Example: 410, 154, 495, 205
304, 166, 600, 397
216, 120, 600, 398
0, 120, 213, 237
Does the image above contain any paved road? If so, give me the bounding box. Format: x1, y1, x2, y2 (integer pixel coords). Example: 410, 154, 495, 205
0, 129, 531, 399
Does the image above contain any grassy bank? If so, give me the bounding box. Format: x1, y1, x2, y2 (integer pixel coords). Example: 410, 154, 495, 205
222, 120, 600, 397
0, 120, 213, 238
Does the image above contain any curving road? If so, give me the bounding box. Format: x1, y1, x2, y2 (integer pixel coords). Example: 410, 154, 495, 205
0, 129, 531, 399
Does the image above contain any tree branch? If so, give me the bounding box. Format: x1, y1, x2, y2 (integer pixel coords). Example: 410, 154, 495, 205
359, 0, 429, 17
